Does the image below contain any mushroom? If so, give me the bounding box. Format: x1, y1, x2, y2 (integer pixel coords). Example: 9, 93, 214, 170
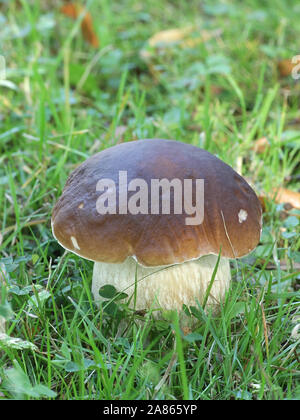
51, 139, 262, 318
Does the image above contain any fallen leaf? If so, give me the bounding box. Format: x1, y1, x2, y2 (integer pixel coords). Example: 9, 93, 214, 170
60, 3, 99, 48
252, 136, 269, 153
147, 27, 222, 49
81, 11, 99, 48
148, 27, 194, 47
274, 187, 300, 209
60, 3, 78, 19
278, 59, 294, 77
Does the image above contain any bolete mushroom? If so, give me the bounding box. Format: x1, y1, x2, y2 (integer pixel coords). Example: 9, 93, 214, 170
52, 139, 262, 317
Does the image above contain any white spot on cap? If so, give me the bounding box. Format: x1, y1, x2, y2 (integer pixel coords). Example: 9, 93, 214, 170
238, 209, 248, 223
71, 236, 80, 250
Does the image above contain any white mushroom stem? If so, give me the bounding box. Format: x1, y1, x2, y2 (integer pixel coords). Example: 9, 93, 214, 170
92, 254, 231, 317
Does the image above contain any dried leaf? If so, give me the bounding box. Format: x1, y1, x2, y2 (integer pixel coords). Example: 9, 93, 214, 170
252, 137, 269, 153
148, 27, 194, 47
60, 3, 78, 19
60, 3, 99, 48
274, 187, 300, 209
278, 59, 294, 77
147, 27, 221, 49
81, 12, 99, 48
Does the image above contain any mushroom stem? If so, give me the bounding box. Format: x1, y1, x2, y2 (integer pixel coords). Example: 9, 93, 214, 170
92, 254, 231, 316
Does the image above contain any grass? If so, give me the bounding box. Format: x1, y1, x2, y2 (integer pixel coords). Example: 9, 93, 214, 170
0, 0, 299, 400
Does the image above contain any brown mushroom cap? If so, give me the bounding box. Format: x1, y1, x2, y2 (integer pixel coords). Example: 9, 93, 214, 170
52, 139, 262, 266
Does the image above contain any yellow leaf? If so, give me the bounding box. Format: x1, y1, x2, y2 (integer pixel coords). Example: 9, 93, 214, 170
147, 27, 221, 49
148, 27, 194, 47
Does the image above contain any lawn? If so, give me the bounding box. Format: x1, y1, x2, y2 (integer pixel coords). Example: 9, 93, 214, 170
0, 0, 299, 400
